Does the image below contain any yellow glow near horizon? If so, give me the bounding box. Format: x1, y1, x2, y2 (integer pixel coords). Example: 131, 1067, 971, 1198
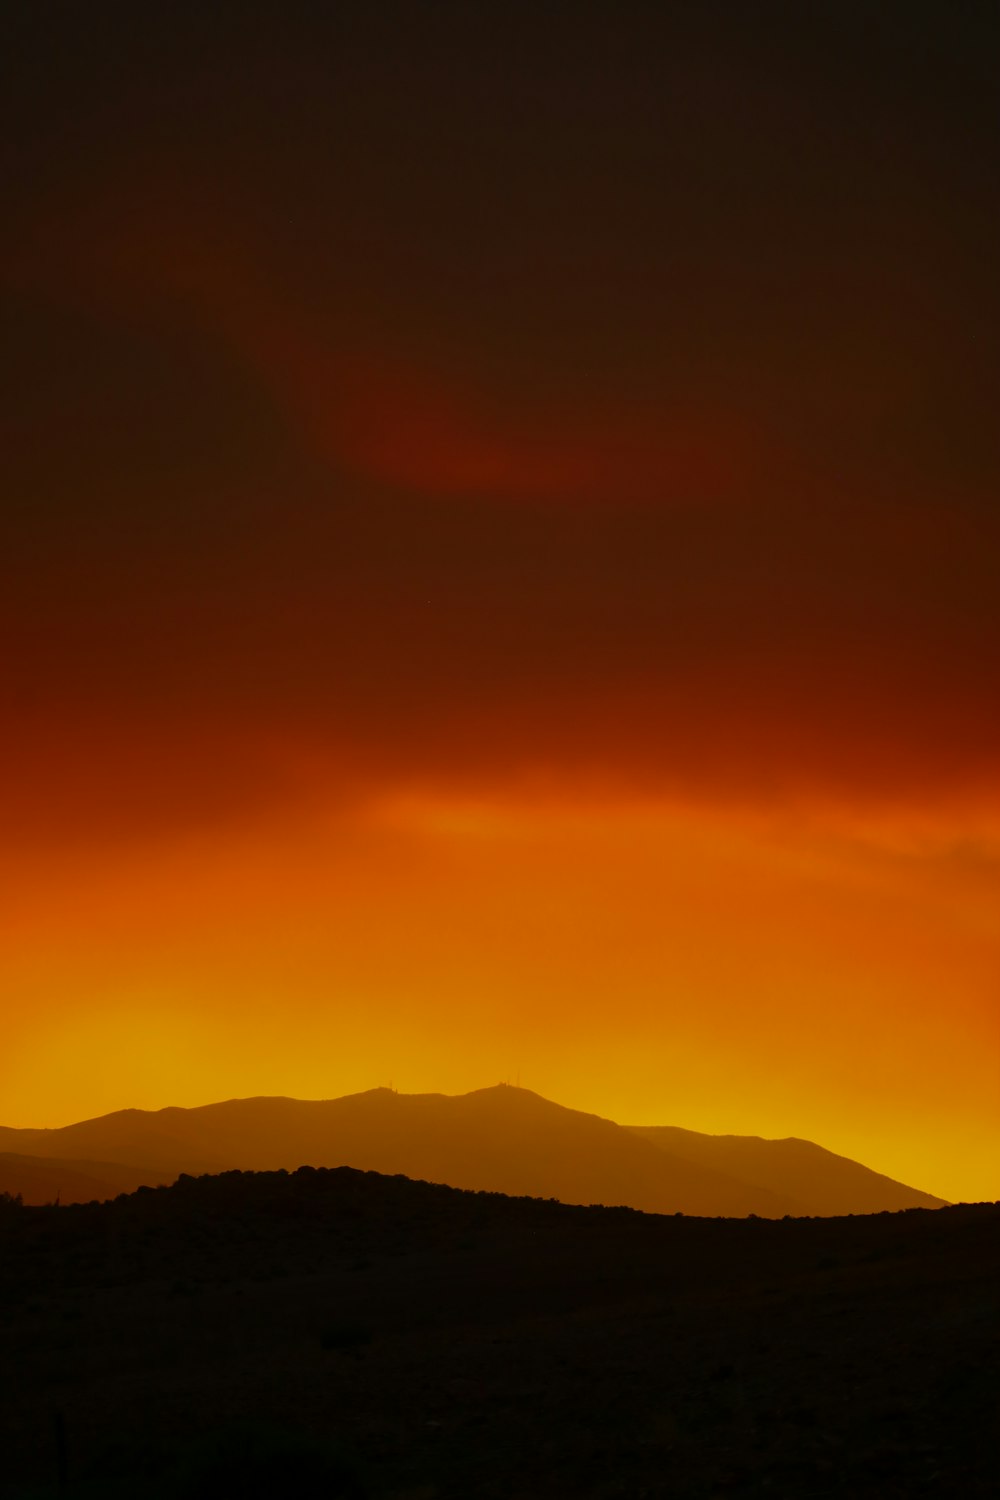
3, 788, 997, 1204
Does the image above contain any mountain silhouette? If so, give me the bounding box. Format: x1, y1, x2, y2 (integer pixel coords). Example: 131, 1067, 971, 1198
628, 1125, 947, 1216
0, 1151, 172, 1205
0, 1085, 946, 1214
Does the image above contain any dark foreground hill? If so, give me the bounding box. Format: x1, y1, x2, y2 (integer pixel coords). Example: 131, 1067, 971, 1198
0, 1171, 995, 1499
0, 1084, 946, 1216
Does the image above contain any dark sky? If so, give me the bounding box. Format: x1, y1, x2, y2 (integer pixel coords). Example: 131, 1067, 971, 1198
3, 1, 999, 833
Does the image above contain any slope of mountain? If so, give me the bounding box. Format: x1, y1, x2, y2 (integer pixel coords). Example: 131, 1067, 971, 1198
0, 1085, 945, 1215
0, 1087, 801, 1215
629, 1124, 947, 1215
0, 1152, 172, 1206
0, 1115, 227, 1178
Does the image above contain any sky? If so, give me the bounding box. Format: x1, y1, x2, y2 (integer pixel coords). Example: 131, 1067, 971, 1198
2, 2, 998, 1203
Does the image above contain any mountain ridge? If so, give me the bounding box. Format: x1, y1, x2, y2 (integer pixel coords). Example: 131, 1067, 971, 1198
0, 1084, 946, 1215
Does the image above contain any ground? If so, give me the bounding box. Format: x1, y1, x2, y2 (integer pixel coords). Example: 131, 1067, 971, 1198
0, 1170, 996, 1497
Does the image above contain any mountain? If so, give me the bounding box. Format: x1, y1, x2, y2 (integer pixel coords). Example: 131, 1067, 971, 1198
0, 1084, 946, 1215
0, 1087, 798, 1215
0, 1113, 227, 1179
0, 1152, 172, 1206
629, 1124, 947, 1216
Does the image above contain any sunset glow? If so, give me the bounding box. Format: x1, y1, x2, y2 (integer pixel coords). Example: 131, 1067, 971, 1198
4, 4, 998, 1206
4, 778, 998, 1202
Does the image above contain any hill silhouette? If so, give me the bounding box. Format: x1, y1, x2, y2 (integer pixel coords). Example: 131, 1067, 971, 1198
0, 1085, 945, 1215
0, 1168, 995, 1497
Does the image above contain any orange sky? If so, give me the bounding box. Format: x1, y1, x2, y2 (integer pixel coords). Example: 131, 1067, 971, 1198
3, 779, 997, 1203
3, 5, 998, 1203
